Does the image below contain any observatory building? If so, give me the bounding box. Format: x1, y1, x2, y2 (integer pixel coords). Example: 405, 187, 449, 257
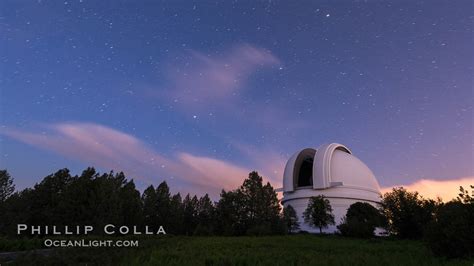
282, 143, 382, 233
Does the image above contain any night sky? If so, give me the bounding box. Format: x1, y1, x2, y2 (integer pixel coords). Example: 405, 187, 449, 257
1, 1, 473, 198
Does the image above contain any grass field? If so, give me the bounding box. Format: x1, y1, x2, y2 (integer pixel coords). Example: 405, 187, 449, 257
2, 235, 473, 265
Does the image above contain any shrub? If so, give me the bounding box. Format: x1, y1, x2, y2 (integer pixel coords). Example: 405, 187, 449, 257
337, 202, 383, 238
424, 200, 474, 258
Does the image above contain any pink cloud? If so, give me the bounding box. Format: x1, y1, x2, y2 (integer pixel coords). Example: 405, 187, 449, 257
176, 153, 250, 190
1, 123, 173, 183
163, 44, 281, 106
1, 123, 274, 196
381, 176, 474, 202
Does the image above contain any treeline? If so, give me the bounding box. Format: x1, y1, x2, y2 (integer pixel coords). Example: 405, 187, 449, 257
0, 168, 473, 258
337, 186, 473, 258
382, 186, 474, 258
0, 168, 284, 237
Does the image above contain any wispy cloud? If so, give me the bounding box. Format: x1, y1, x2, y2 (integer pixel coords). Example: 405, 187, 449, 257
1, 123, 173, 183
4, 123, 470, 200
1, 122, 275, 196
381, 176, 474, 202
176, 153, 249, 190
161, 43, 281, 107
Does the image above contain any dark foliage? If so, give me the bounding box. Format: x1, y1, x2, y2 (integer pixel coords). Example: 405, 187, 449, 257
0, 168, 283, 237
2, 167, 473, 261
282, 205, 299, 234
215, 171, 283, 236
382, 187, 438, 239
0, 169, 16, 234
303, 195, 335, 233
424, 186, 474, 258
337, 202, 384, 238
0, 169, 15, 202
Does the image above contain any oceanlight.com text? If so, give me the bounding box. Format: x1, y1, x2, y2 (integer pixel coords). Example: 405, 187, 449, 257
43, 239, 139, 248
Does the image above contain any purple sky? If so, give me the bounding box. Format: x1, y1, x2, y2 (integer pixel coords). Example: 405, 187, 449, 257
0, 1, 472, 199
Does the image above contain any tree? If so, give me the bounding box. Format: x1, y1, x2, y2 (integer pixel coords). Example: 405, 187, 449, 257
1, 167, 290, 237
155, 181, 171, 229
457, 185, 474, 204
89, 171, 123, 228
382, 187, 438, 239
0, 169, 15, 202
142, 185, 158, 230
61, 167, 97, 226
239, 171, 281, 235
0, 188, 34, 235
30, 168, 72, 226
0, 169, 15, 233
337, 202, 384, 238
260, 181, 283, 234
282, 204, 299, 233
119, 179, 143, 227
215, 189, 246, 235
194, 194, 215, 235
215, 171, 282, 236
303, 195, 335, 233
168, 193, 184, 234
425, 186, 474, 258
239, 171, 265, 228
182, 194, 199, 235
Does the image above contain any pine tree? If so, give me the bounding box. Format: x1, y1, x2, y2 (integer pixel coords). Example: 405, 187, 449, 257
183, 194, 199, 235
142, 185, 158, 230
120, 179, 143, 227
0, 169, 15, 202
194, 194, 215, 235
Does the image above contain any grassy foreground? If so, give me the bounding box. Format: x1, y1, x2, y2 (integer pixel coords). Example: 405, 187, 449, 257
2, 235, 472, 265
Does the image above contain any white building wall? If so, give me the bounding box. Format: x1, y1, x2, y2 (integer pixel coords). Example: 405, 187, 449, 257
283, 192, 381, 233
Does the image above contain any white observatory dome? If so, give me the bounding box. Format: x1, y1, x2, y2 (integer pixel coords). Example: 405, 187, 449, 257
282, 143, 382, 233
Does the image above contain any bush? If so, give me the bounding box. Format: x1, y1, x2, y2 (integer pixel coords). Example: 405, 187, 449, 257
424, 201, 474, 258
382, 187, 438, 239
337, 202, 383, 238
338, 218, 375, 238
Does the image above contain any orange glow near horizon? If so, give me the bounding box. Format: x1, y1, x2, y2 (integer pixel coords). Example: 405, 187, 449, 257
381, 176, 474, 202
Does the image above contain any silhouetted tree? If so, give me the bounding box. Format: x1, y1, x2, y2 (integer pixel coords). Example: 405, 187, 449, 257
183, 194, 199, 235
425, 186, 474, 258
1, 168, 288, 237
215, 190, 245, 235
0, 188, 34, 235
0, 169, 15, 202
215, 171, 282, 236
382, 187, 438, 239
120, 179, 143, 227
90, 171, 123, 228
142, 185, 158, 230
0, 169, 15, 234
337, 202, 384, 238
303, 195, 335, 234
282, 204, 299, 233
30, 168, 72, 226
61, 168, 97, 227
457, 185, 474, 204
239, 171, 281, 235
168, 193, 184, 234
261, 181, 283, 234
194, 194, 215, 235
155, 181, 171, 229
